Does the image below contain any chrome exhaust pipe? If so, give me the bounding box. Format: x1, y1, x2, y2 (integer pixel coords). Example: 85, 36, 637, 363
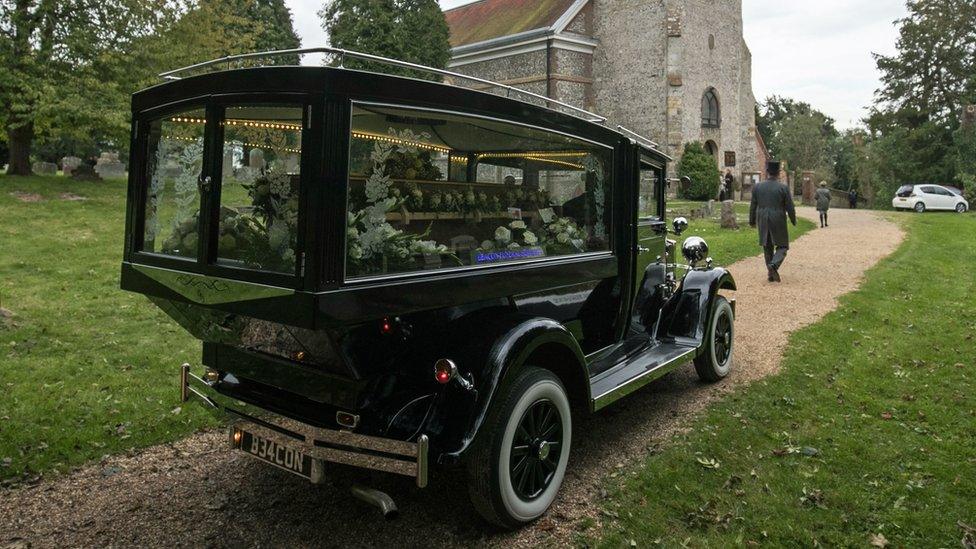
351, 484, 398, 520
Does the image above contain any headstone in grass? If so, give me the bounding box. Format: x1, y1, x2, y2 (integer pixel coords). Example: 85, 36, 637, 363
32, 161, 57, 175
0, 307, 12, 319
71, 163, 102, 182
721, 200, 738, 229
95, 151, 126, 179
61, 156, 82, 176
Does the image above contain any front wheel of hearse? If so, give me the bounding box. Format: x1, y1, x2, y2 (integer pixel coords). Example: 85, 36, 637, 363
694, 296, 735, 382
466, 367, 572, 529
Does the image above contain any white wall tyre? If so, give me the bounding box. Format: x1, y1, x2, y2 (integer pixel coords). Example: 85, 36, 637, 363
915, 202, 926, 213
957, 203, 968, 213
694, 296, 734, 382
466, 367, 572, 529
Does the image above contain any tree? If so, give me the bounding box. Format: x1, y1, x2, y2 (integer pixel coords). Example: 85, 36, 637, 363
868, 0, 976, 186
319, 0, 451, 79
776, 113, 831, 180
0, 1, 173, 175
677, 142, 720, 201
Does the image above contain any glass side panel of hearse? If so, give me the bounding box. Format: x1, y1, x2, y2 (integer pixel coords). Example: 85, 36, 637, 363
344, 103, 613, 279
135, 100, 309, 285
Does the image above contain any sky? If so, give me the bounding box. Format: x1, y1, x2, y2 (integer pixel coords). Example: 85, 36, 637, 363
285, 0, 908, 129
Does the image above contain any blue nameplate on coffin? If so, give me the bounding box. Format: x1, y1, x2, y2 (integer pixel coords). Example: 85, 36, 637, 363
474, 247, 546, 264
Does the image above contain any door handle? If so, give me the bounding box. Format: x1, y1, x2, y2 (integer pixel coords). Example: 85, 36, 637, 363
637, 245, 650, 254
198, 175, 212, 193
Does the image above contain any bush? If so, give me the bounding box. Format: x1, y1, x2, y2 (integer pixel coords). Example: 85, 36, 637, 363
677, 142, 721, 200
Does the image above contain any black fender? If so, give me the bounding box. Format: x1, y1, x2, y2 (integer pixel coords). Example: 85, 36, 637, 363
421, 310, 589, 465
659, 267, 736, 347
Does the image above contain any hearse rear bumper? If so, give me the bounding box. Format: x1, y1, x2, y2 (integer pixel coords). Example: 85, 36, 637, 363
179, 364, 429, 488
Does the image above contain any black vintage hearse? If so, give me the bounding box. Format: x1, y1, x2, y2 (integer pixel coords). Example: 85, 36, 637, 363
120, 49, 736, 528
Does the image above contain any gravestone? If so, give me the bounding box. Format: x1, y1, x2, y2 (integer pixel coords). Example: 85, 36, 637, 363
61, 156, 82, 176
249, 148, 266, 169
95, 152, 126, 179
33, 161, 57, 175
720, 200, 738, 229
72, 164, 102, 181
704, 199, 715, 217
222, 150, 235, 177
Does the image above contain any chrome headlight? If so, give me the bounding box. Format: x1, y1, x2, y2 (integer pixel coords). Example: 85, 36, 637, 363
681, 237, 709, 265
672, 216, 689, 235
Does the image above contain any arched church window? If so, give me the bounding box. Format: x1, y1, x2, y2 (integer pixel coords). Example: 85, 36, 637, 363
702, 88, 720, 128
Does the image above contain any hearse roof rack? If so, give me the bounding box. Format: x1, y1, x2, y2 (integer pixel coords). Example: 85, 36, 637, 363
158, 46, 659, 150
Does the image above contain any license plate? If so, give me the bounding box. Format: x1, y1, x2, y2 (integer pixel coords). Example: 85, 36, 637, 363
239, 429, 313, 479
898, 198, 906, 201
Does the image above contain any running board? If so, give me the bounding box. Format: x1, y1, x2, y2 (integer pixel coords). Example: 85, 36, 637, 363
589, 343, 697, 411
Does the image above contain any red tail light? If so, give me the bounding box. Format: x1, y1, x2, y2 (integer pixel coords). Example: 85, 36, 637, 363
434, 359, 457, 384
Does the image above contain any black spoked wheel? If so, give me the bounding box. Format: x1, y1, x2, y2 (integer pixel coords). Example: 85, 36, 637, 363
466, 367, 572, 529
712, 312, 733, 367
509, 399, 562, 501
957, 203, 968, 214
694, 296, 735, 382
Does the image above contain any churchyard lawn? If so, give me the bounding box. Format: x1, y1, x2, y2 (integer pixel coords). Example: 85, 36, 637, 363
590, 211, 976, 547
0, 175, 215, 483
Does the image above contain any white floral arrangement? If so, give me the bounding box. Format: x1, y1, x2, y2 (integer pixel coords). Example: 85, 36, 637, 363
347, 128, 454, 274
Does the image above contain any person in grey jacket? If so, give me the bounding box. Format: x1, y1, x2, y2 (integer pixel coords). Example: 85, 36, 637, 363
815, 181, 831, 228
749, 161, 796, 282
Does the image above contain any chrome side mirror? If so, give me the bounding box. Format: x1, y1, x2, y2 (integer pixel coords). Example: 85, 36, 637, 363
681, 236, 709, 266
672, 216, 688, 235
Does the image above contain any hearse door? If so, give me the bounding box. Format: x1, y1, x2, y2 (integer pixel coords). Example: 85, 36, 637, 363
631, 156, 667, 332
207, 99, 311, 286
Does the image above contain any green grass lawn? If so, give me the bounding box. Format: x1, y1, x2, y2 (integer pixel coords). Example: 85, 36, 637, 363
0, 176, 811, 484
0, 175, 214, 483
592, 212, 976, 547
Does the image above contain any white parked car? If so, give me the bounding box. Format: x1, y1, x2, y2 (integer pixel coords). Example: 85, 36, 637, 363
892, 184, 969, 213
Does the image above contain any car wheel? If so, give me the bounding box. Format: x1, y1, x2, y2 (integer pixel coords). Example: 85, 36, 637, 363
466, 367, 571, 529
694, 296, 734, 382
914, 202, 926, 213
957, 203, 968, 213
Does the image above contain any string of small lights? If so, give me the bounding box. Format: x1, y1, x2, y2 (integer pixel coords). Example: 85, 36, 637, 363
164, 135, 301, 154
351, 131, 451, 154
477, 151, 588, 160
168, 117, 302, 131
523, 157, 584, 170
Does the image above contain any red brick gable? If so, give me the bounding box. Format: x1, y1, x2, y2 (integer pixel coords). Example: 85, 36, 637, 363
445, 0, 579, 47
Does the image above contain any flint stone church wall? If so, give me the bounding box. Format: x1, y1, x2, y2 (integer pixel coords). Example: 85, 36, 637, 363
448, 0, 759, 185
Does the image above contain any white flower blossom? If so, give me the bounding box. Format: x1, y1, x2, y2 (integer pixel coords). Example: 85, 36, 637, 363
494, 226, 512, 243
523, 230, 538, 245
509, 220, 526, 230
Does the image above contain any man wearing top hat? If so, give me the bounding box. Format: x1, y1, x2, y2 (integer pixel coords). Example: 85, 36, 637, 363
749, 160, 796, 282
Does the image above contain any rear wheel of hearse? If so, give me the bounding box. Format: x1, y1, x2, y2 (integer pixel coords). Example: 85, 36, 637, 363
914, 202, 926, 213
694, 296, 735, 382
466, 366, 572, 529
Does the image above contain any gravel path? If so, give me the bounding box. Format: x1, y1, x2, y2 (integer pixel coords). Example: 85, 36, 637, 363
0, 208, 903, 549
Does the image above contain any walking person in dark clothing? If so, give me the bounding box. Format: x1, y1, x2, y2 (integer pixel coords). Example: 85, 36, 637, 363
815, 181, 831, 228
749, 161, 796, 282
848, 188, 858, 209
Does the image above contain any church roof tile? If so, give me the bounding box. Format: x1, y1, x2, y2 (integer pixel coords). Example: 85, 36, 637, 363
445, 0, 578, 48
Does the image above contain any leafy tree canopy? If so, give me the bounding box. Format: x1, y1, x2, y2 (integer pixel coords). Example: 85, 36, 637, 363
677, 142, 721, 201
866, 0, 976, 188
319, 0, 451, 80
